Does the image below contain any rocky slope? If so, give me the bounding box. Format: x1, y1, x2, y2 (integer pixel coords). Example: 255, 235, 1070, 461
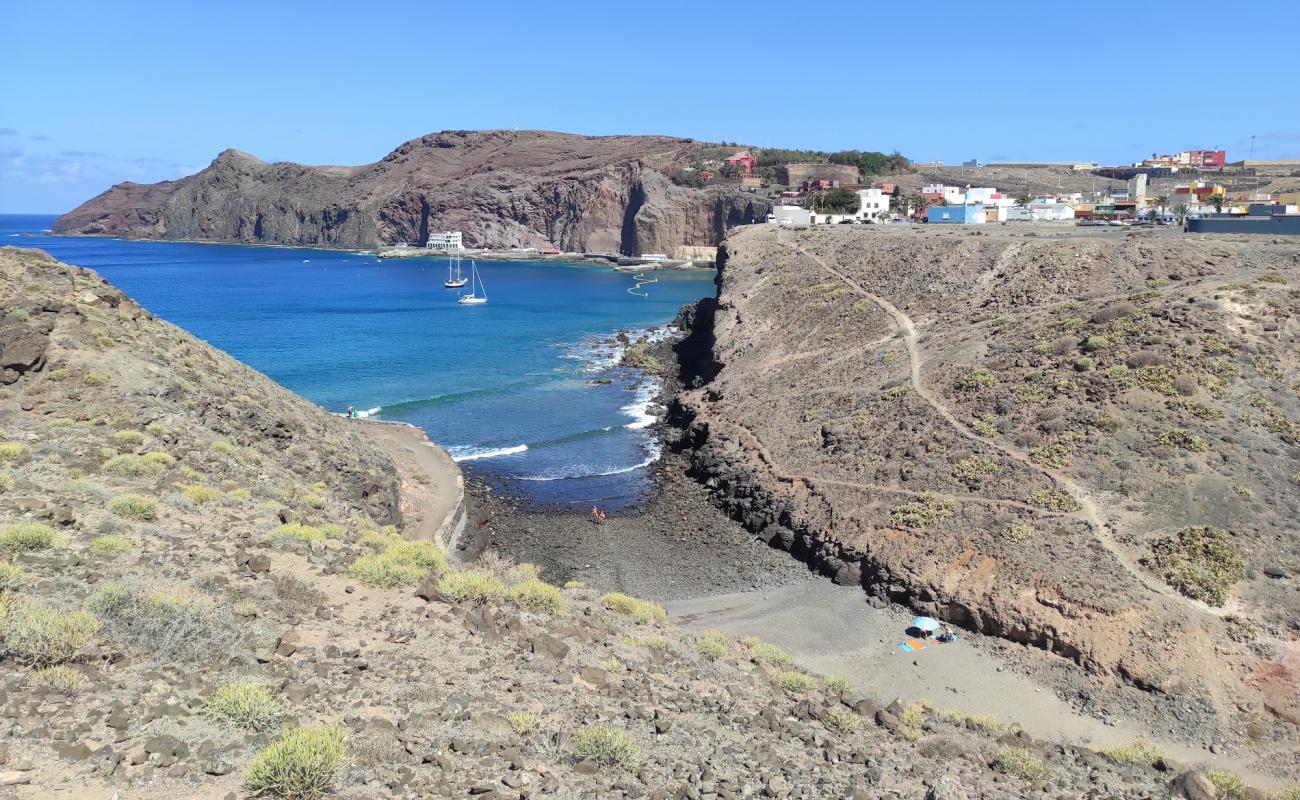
51, 130, 772, 255
669, 225, 1300, 771
2, 245, 1266, 798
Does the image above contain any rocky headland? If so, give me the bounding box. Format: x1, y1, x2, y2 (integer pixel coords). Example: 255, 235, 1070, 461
663, 224, 1300, 782
51, 130, 772, 255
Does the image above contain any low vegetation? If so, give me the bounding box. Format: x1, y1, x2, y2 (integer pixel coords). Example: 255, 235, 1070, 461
348, 538, 447, 589
571, 724, 639, 770
1, 522, 57, 552
776, 670, 818, 693
1147, 526, 1244, 607
205, 681, 283, 731
0, 442, 27, 462
1099, 739, 1162, 766
244, 725, 347, 800
507, 578, 566, 614
600, 592, 668, 624
27, 664, 84, 694
268, 523, 324, 544
108, 493, 159, 521
743, 636, 794, 669
0, 595, 100, 666
890, 493, 956, 529
438, 570, 506, 604
992, 746, 1052, 782
1024, 489, 1079, 512
89, 582, 245, 662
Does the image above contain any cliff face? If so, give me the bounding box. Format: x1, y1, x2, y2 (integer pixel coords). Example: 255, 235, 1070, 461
53, 130, 772, 254
671, 225, 1300, 735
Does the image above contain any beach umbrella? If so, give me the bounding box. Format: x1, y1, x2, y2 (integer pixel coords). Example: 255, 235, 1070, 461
910, 616, 941, 633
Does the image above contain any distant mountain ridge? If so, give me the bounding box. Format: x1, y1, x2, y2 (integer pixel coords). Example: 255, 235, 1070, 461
52, 130, 773, 254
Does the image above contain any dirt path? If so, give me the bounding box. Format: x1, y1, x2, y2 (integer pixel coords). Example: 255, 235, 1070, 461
355, 419, 464, 548
777, 233, 1227, 619
666, 581, 1284, 791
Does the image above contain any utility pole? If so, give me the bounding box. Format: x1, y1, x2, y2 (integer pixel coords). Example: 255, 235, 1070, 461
1249, 134, 1256, 160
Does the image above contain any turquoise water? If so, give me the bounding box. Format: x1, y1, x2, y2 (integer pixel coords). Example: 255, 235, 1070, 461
1, 214, 713, 508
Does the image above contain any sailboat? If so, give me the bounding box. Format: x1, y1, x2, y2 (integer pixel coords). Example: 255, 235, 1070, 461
443, 251, 467, 288
457, 260, 487, 305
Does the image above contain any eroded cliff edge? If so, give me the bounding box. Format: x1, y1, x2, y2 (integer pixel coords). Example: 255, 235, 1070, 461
51, 130, 771, 254
669, 224, 1300, 744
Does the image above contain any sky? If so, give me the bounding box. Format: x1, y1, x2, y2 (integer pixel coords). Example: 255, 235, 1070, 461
2, 0, 1298, 213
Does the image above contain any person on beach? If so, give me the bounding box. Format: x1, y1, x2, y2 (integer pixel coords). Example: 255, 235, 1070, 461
347, 405, 356, 418
598, 509, 607, 525
937, 624, 957, 643
591, 506, 601, 525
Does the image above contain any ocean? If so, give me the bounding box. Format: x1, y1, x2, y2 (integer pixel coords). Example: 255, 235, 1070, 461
1, 214, 715, 509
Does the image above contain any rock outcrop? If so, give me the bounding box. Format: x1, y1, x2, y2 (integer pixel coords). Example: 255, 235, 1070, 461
670, 224, 1300, 745
52, 130, 772, 254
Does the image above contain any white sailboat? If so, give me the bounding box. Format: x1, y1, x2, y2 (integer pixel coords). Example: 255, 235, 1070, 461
457, 260, 487, 305
443, 251, 467, 288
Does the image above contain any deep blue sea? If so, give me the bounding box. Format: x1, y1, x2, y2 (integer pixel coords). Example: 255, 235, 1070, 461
1, 214, 714, 509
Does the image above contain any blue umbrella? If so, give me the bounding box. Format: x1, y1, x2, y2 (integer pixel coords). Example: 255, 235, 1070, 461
910, 616, 941, 633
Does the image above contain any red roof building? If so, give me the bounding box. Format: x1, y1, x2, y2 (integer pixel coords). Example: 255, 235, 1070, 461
724, 151, 756, 173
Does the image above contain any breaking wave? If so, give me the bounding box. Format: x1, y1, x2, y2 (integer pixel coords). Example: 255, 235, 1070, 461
448, 444, 529, 462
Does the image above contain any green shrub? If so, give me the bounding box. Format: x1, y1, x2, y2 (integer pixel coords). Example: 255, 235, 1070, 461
359, 529, 399, 549
1082, 335, 1110, 352
507, 710, 538, 735
181, 484, 222, 504
1099, 739, 1162, 766
113, 430, 145, 446
346, 552, 425, 588
955, 369, 998, 390
346, 538, 446, 589
1024, 489, 1079, 511
823, 674, 852, 694
143, 451, 176, 466
83, 372, 109, 387
563, 580, 585, 590
1, 522, 57, 552
300, 493, 326, 509
999, 522, 1035, 542
507, 578, 566, 614
695, 629, 734, 660
210, 439, 239, 456
1157, 429, 1208, 452
384, 540, 446, 570
0, 443, 26, 462
891, 493, 956, 529
91, 535, 132, 554
992, 746, 1052, 781
0, 595, 100, 666
1073, 356, 1094, 372
953, 456, 998, 481
743, 636, 794, 669
102, 453, 166, 477
776, 670, 818, 693
1206, 771, 1249, 800
27, 664, 84, 694
600, 592, 668, 624
319, 523, 345, 539
244, 725, 347, 800
109, 493, 159, 521
205, 681, 283, 731
0, 471, 13, 493
268, 523, 324, 544
572, 725, 639, 770
0, 561, 25, 591
1147, 526, 1244, 607
5, 308, 30, 322
821, 706, 861, 732
439, 570, 506, 603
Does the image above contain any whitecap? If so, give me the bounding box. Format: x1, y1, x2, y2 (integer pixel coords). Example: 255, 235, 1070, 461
354, 406, 382, 418
449, 443, 529, 462
621, 379, 660, 430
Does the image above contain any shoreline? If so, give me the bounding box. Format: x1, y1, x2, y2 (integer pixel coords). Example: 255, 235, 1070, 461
35, 229, 717, 271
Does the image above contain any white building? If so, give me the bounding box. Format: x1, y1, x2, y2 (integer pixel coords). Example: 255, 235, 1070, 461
1007, 200, 1076, 222
853, 188, 892, 221
767, 205, 812, 226
426, 231, 464, 251
922, 184, 965, 205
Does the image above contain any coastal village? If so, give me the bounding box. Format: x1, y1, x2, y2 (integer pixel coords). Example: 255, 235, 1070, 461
409, 145, 1300, 268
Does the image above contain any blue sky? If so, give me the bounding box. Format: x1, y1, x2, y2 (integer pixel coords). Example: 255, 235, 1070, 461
3, 0, 1297, 213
